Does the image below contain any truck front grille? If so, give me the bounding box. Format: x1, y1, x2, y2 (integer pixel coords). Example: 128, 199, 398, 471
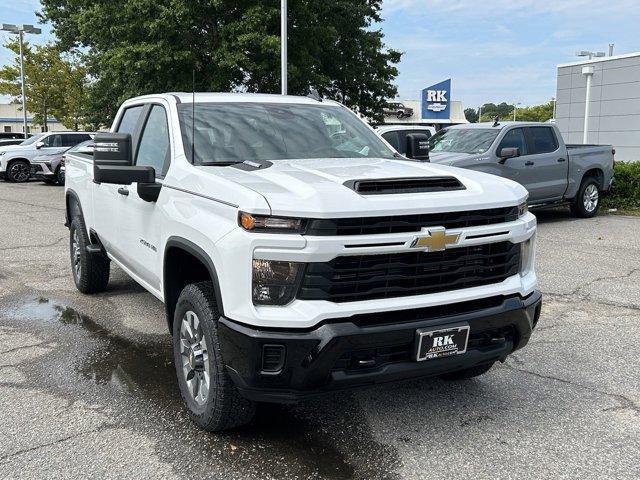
304, 206, 518, 236
297, 242, 521, 303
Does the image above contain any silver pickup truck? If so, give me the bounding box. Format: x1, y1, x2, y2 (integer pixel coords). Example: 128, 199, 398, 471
425, 122, 614, 218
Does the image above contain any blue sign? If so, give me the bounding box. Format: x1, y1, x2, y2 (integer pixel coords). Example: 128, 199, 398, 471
421, 79, 451, 120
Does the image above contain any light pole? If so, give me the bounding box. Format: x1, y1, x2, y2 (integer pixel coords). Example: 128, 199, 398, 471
0, 23, 41, 138
280, 0, 287, 95
581, 66, 594, 143
478, 105, 482, 123
512, 102, 521, 121
551, 97, 556, 120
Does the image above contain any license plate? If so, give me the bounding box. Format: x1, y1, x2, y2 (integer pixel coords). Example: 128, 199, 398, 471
415, 325, 470, 361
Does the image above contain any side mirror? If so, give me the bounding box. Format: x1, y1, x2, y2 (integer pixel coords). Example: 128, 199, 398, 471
93, 132, 154, 185
36, 141, 44, 149
405, 133, 430, 161
498, 147, 520, 164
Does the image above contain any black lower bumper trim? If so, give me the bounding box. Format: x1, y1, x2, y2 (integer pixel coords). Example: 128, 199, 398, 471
218, 291, 542, 403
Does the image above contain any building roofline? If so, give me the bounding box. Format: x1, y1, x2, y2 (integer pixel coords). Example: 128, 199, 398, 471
557, 51, 640, 68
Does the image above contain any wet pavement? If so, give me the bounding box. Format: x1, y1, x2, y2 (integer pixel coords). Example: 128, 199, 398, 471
0, 182, 638, 479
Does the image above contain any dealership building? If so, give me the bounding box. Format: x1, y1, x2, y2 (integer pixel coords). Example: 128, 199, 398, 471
556, 52, 640, 162
383, 79, 468, 128
0, 103, 65, 134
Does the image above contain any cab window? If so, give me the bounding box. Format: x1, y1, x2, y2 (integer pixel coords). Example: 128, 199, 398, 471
498, 128, 528, 156
528, 127, 558, 154
381, 131, 402, 152
42, 134, 63, 147
135, 105, 170, 177
116, 106, 144, 136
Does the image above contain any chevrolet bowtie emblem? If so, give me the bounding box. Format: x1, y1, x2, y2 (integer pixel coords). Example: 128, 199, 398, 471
411, 227, 460, 252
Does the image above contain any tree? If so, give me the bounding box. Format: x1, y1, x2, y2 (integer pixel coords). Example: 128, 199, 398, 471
478, 102, 514, 122
514, 102, 554, 122
0, 39, 67, 130
39, 0, 401, 125
464, 108, 478, 123
56, 61, 91, 131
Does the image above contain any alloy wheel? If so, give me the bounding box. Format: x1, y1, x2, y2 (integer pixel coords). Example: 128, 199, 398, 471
72, 229, 81, 279
10, 163, 30, 182
583, 184, 599, 213
179, 311, 210, 406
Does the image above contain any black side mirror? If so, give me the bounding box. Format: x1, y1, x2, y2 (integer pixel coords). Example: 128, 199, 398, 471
405, 133, 430, 161
498, 147, 520, 164
93, 132, 154, 185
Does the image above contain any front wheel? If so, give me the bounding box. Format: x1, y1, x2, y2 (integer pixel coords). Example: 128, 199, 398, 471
173, 282, 256, 432
7, 160, 31, 182
69, 216, 110, 293
570, 177, 600, 218
56, 167, 65, 185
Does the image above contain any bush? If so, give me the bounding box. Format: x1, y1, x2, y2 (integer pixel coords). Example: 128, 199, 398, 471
602, 161, 640, 210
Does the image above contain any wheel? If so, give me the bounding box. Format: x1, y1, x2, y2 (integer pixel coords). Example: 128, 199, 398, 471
396, 110, 405, 119
570, 177, 600, 218
7, 160, 31, 182
69, 216, 110, 293
173, 282, 256, 432
439, 363, 493, 380
56, 167, 65, 185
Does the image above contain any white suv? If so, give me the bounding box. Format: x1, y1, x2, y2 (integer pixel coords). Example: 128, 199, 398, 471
64, 93, 541, 432
0, 131, 93, 182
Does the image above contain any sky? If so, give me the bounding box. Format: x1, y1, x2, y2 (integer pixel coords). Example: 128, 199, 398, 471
2, 0, 640, 109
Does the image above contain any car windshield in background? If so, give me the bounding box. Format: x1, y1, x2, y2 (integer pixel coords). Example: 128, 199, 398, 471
19, 133, 46, 146
177, 103, 396, 164
428, 128, 499, 154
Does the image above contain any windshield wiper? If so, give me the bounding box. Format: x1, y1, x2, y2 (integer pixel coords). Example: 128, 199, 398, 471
199, 161, 244, 166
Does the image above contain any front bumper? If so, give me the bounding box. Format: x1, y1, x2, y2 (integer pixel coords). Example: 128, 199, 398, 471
219, 290, 542, 403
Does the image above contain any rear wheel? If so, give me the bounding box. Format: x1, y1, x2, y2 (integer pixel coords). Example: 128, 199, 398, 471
69, 216, 110, 293
570, 177, 600, 218
7, 160, 30, 183
56, 166, 65, 185
173, 282, 256, 432
439, 363, 493, 380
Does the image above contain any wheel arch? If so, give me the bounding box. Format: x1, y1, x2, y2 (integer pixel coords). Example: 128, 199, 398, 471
163, 237, 224, 333
65, 189, 85, 227
582, 168, 604, 189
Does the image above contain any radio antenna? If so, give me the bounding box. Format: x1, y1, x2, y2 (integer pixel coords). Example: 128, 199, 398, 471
191, 68, 196, 164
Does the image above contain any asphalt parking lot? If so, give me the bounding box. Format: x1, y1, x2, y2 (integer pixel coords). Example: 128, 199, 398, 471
0, 181, 638, 480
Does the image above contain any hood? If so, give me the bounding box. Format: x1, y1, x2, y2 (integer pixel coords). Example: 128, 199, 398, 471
0, 143, 33, 154
428, 151, 480, 166
202, 157, 527, 218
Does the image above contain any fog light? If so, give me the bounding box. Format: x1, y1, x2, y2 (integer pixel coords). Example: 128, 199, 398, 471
261, 344, 286, 374
252, 259, 303, 305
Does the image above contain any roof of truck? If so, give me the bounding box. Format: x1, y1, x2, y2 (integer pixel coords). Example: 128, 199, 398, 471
128, 92, 342, 106
447, 121, 554, 130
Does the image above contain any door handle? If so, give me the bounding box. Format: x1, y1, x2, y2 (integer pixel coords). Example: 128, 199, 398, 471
525, 161, 534, 166
557, 158, 566, 162
117, 187, 129, 196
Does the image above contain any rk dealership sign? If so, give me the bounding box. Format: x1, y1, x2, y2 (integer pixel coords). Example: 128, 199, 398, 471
421, 79, 451, 120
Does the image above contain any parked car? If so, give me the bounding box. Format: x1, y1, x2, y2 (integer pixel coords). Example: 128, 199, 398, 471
0, 132, 30, 140
376, 125, 436, 156
0, 138, 26, 147
427, 122, 615, 217
32, 150, 68, 185
65, 93, 540, 432
0, 131, 94, 182
383, 102, 414, 119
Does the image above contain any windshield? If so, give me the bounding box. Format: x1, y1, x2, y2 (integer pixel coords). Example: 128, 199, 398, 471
19, 133, 46, 146
177, 102, 396, 164
428, 128, 499, 154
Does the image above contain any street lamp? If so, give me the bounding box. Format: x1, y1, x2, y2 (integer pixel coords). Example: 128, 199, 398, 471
581, 66, 595, 143
0, 23, 41, 138
512, 102, 521, 121
551, 97, 556, 120
281, 0, 287, 95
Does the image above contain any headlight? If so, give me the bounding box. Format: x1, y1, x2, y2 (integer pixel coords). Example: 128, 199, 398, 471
252, 260, 303, 305
240, 212, 304, 233
518, 202, 528, 217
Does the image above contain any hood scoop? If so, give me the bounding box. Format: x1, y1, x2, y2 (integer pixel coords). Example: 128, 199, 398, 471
345, 176, 465, 195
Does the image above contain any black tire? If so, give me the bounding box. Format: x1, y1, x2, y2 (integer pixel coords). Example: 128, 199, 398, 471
69, 216, 110, 293
56, 166, 65, 185
6, 160, 31, 183
439, 363, 493, 380
570, 176, 601, 218
42, 177, 57, 185
173, 282, 255, 432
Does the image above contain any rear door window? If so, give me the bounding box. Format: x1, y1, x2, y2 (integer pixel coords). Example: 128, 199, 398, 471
43, 134, 63, 147
497, 128, 528, 156
528, 127, 558, 154
62, 134, 92, 147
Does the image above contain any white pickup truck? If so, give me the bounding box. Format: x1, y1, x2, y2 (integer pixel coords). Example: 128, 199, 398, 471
65, 93, 541, 431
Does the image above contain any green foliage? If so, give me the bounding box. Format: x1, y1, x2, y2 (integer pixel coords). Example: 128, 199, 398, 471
39, 0, 401, 126
602, 161, 640, 210
464, 107, 478, 123
478, 102, 514, 122
513, 102, 554, 122
0, 39, 91, 130
466, 101, 555, 123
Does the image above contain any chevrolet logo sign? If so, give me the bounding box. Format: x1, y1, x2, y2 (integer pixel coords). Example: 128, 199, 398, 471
410, 227, 460, 252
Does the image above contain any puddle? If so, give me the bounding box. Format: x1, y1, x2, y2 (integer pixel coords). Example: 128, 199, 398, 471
2, 296, 178, 405
2, 296, 401, 479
